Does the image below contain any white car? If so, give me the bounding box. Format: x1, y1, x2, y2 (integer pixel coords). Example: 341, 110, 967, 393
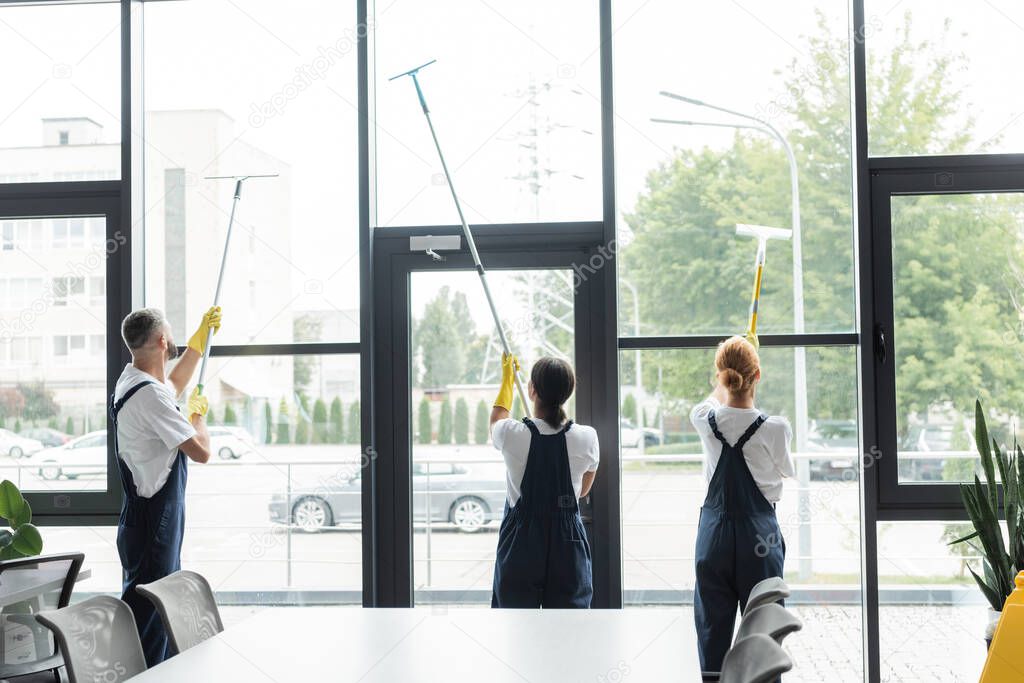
36, 430, 106, 480
0, 428, 44, 459
36, 427, 257, 479
210, 426, 256, 460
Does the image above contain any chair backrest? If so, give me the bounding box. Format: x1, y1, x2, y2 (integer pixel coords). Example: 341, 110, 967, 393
735, 603, 803, 645
720, 633, 794, 683
743, 576, 790, 615
0, 552, 85, 609
35, 595, 147, 683
136, 570, 223, 654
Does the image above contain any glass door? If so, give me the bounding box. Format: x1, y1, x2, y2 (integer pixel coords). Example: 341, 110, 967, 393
409, 269, 575, 604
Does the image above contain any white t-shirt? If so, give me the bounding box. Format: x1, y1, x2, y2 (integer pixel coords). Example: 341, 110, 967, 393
113, 364, 196, 498
491, 417, 600, 506
690, 397, 794, 503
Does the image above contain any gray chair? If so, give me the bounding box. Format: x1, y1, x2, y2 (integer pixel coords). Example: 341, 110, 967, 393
35, 595, 147, 683
735, 603, 803, 645
743, 576, 790, 616
136, 570, 223, 654
0, 552, 84, 682
720, 633, 793, 683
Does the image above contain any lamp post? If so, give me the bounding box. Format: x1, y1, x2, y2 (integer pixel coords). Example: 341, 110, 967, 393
654, 96, 811, 579
620, 278, 644, 455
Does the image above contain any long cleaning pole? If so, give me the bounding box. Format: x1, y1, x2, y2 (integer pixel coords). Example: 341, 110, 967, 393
196, 173, 278, 394
391, 61, 530, 416
747, 237, 767, 339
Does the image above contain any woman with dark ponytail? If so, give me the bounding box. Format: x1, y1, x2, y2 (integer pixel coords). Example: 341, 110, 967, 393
489, 354, 599, 608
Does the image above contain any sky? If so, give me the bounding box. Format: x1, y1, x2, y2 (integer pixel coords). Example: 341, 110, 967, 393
2, 0, 1024, 333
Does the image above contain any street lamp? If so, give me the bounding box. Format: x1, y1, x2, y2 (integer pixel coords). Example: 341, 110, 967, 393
654, 94, 811, 579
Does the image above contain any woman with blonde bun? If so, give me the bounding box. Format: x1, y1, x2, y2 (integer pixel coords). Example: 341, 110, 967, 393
689, 335, 794, 673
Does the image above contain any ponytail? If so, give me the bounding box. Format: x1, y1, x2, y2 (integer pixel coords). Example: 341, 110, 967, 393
530, 357, 575, 427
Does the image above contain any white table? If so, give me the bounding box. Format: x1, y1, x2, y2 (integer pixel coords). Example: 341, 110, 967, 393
133, 607, 701, 682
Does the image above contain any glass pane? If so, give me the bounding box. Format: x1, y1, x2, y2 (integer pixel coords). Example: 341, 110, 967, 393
409, 269, 575, 604
143, 0, 359, 344
0, 216, 107, 493
621, 346, 862, 679
192, 354, 361, 598
892, 194, 1023, 483
613, 0, 855, 336
375, 0, 602, 226
37, 356, 361, 603
0, 3, 121, 183
866, 1, 1024, 156
878, 521, 990, 680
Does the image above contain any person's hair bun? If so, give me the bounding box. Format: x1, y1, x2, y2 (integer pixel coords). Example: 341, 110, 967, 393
718, 367, 744, 393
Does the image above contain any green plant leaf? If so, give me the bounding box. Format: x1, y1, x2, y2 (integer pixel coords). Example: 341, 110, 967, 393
10, 524, 42, 557
969, 564, 1004, 612
0, 544, 21, 560
9, 498, 31, 529
0, 480, 27, 525
947, 529, 980, 546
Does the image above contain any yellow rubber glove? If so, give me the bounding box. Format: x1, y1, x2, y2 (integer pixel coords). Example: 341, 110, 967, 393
744, 330, 760, 350
187, 306, 223, 355
494, 353, 520, 411
187, 387, 209, 420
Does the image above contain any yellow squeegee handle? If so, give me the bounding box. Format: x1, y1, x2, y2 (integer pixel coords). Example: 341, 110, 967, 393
746, 240, 767, 342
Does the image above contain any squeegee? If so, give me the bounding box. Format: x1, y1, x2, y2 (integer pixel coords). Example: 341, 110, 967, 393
390, 60, 530, 416
735, 223, 792, 347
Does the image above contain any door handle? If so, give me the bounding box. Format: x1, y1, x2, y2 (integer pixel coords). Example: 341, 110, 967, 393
874, 324, 886, 364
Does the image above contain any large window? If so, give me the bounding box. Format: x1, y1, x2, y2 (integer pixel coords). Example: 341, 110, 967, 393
866, 1, 1024, 157
143, 0, 360, 346
0, 215, 110, 495
374, 0, 602, 226
613, 0, 856, 338
0, 3, 121, 183
141, 1, 363, 603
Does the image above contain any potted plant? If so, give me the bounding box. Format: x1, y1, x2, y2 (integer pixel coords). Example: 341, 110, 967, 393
0, 479, 43, 560
949, 400, 1024, 646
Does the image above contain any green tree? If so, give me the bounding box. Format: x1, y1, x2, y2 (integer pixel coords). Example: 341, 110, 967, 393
292, 315, 323, 396
263, 402, 273, 444
474, 400, 489, 444
276, 398, 291, 445
621, 12, 981, 428
65, 416, 74, 436
295, 418, 310, 444
454, 398, 469, 444
14, 419, 21, 434
312, 398, 328, 444
330, 397, 344, 444
512, 396, 524, 421
346, 403, 360, 444
622, 393, 637, 425
223, 404, 238, 426
417, 397, 432, 444
438, 399, 453, 444
207, 406, 216, 425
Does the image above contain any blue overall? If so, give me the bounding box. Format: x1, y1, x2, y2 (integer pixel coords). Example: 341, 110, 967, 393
491, 418, 593, 608
694, 411, 785, 672
110, 381, 188, 667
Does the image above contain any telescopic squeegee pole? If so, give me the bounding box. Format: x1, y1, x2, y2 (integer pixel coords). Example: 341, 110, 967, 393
196, 173, 279, 395
390, 60, 530, 416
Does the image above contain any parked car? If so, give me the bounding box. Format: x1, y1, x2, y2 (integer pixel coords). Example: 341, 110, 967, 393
898, 423, 974, 481
36, 431, 106, 480
806, 420, 859, 481
270, 461, 508, 533
19, 427, 72, 449
620, 419, 664, 448
209, 426, 255, 460
0, 429, 44, 459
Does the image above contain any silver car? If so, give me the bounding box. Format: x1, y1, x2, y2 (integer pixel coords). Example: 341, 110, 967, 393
269, 461, 508, 534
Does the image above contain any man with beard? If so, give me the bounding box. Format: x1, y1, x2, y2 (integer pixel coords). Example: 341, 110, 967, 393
109, 306, 221, 665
